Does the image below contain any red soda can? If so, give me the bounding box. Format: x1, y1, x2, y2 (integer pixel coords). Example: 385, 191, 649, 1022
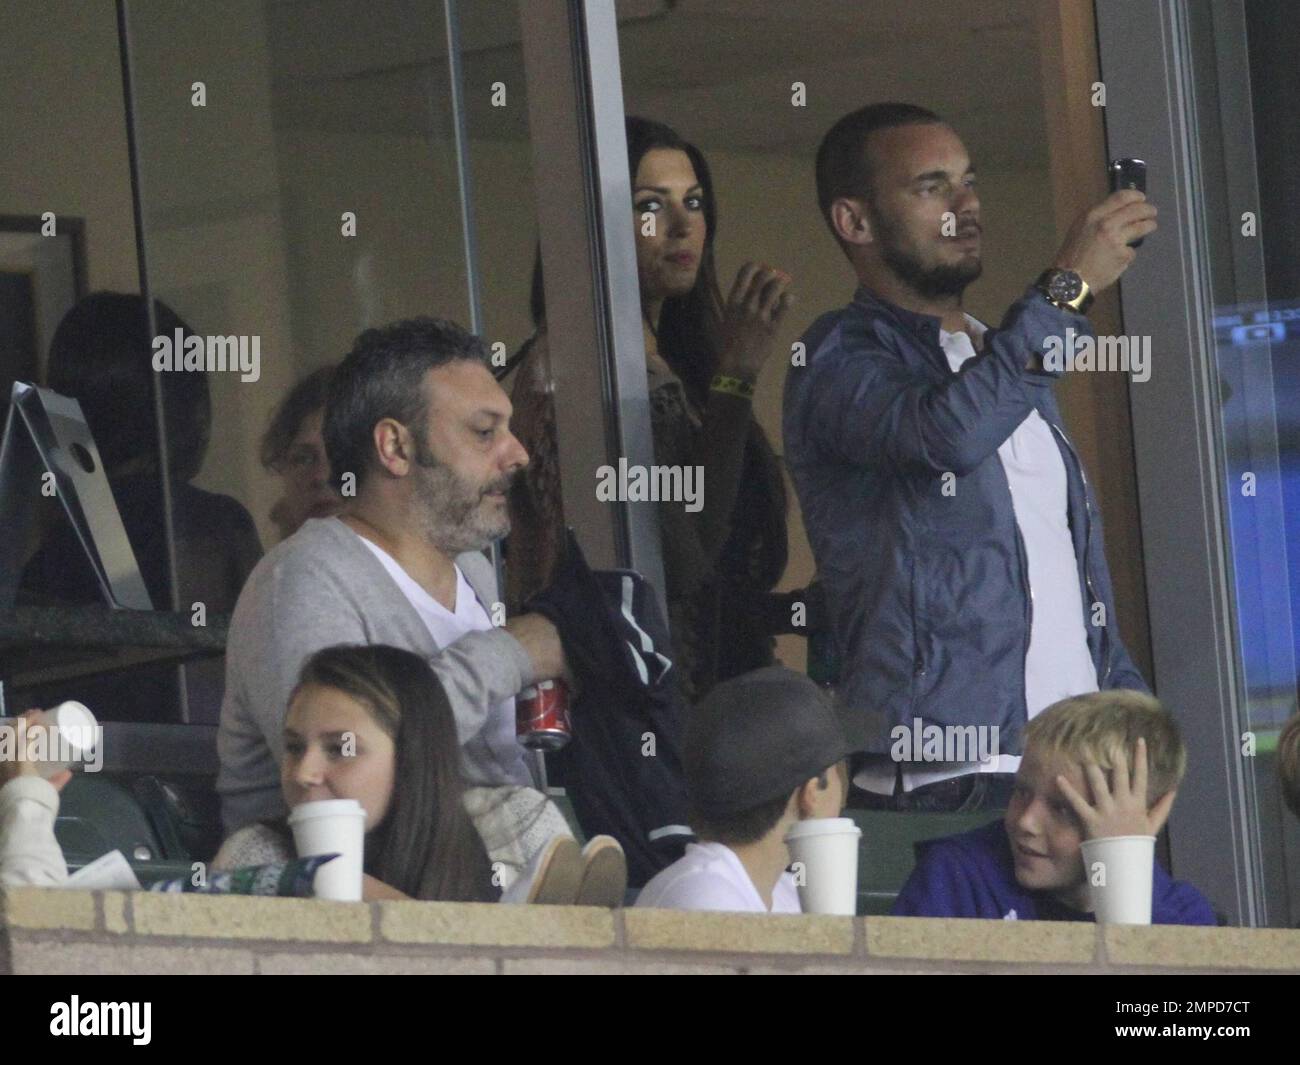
516, 679, 572, 751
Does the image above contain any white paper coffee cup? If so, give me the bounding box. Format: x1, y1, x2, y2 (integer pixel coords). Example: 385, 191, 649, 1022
41, 701, 99, 776
288, 798, 366, 901
0, 702, 100, 778
1080, 835, 1155, 925
784, 816, 861, 915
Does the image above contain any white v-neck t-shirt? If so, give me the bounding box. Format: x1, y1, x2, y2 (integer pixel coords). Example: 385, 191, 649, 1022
634, 841, 801, 913
856, 316, 1098, 795
358, 537, 523, 780
945, 320, 1098, 738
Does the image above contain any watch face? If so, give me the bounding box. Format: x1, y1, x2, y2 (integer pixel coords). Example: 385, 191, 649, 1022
1048, 270, 1083, 304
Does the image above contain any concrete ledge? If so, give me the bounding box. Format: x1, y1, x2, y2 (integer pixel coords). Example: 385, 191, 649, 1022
502, 957, 742, 975
257, 952, 497, 976
130, 892, 372, 943
1104, 924, 1300, 971
379, 900, 615, 949
866, 916, 1095, 964
10, 941, 256, 976
624, 909, 854, 956
2, 887, 97, 932
103, 892, 130, 935
5, 887, 1300, 974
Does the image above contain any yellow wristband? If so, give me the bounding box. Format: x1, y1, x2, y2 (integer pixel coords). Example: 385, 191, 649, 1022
710, 373, 755, 400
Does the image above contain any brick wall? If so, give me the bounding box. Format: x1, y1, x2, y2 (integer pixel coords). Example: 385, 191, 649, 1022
3, 887, 1299, 974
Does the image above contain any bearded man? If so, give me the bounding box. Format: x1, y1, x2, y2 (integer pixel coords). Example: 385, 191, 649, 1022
218, 317, 574, 878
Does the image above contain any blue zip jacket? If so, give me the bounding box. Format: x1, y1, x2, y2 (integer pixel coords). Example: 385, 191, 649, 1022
891, 820, 1218, 924
783, 285, 1148, 756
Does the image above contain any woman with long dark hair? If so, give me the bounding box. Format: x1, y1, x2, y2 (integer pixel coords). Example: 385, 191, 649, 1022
507, 116, 795, 702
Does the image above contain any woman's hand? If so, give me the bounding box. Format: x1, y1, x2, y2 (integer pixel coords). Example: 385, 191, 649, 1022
1056, 737, 1177, 840
717, 262, 794, 383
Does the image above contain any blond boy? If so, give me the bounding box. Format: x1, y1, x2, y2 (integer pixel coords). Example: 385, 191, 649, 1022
893, 691, 1216, 923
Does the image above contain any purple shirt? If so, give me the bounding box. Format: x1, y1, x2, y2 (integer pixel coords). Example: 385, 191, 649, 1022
892, 820, 1218, 925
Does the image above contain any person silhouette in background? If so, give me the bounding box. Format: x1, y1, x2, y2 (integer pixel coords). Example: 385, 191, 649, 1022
260, 365, 342, 541
22, 292, 262, 722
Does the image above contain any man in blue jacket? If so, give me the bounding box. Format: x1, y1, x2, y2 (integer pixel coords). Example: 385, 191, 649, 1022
784, 103, 1157, 811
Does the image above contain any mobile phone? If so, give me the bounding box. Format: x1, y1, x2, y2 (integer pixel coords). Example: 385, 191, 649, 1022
1109, 158, 1147, 247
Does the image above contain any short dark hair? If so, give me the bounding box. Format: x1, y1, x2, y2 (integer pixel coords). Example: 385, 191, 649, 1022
690, 791, 791, 848
815, 102, 943, 241
689, 771, 829, 847
323, 316, 487, 490
260, 364, 336, 471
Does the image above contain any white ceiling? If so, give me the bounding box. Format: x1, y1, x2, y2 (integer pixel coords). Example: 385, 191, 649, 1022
266, 0, 1050, 169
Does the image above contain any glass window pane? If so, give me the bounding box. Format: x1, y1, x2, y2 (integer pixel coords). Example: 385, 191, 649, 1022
119, 0, 475, 720
0, 1, 181, 722
1192, 0, 1300, 926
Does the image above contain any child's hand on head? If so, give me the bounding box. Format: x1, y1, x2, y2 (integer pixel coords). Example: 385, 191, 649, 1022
1055, 737, 1177, 840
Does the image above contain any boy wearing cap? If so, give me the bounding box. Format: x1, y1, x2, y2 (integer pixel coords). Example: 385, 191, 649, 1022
635, 666, 852, 913
892, 691, 1216, 923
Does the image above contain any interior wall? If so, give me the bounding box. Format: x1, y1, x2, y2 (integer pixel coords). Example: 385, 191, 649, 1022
120, 0, 294, 551
1036, 0, 1153, 685
0, 2, 138, 298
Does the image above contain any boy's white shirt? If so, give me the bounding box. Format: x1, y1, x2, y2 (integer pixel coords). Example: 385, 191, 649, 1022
634, 840, 801, 913
0, 776, 69, 887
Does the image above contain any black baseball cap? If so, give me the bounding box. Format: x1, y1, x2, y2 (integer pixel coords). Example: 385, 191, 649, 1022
686, 666, 853, 818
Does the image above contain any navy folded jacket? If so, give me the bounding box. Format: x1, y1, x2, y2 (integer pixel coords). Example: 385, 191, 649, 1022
526, 530, 693, 887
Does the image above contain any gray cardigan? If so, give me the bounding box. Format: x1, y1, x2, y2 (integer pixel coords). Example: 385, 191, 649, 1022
216, 517, 536, 832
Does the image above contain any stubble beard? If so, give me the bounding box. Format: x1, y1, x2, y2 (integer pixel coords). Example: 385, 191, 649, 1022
870, 202, 983, 300
410, 438, 512, 556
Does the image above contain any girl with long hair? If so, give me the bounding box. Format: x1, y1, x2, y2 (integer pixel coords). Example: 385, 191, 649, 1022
1, 645, 618, 900
216, 644, 619, 903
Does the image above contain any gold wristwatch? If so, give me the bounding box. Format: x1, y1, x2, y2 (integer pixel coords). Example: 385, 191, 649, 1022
1035, 268, 1094, 314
